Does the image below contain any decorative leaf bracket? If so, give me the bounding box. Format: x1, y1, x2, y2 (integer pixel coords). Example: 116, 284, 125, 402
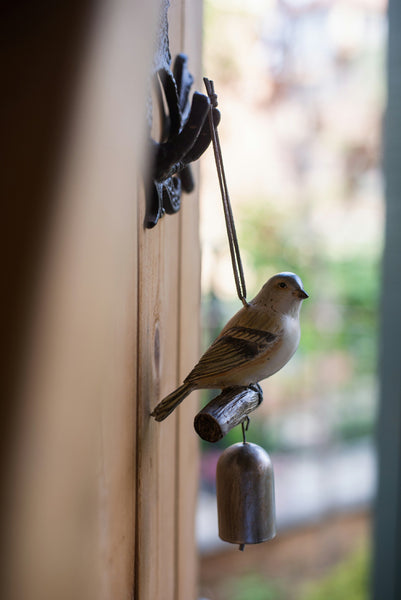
146, 55, 220, 228
145, 3, 219, 228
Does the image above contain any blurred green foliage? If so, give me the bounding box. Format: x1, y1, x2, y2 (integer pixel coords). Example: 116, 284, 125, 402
199, 196, 380, 453
238, 200, 380, 376
222, 573, 284, 600
301, 546, 369, 600
214, 546, 368, 600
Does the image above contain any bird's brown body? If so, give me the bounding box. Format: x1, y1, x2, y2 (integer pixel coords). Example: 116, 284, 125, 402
151, 272, 308, 421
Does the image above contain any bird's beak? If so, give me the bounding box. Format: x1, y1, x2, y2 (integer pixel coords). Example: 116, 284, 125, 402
296, 289, 309, 299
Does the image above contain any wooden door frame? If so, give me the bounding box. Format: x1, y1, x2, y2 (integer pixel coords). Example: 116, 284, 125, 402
0, 2, 202, 599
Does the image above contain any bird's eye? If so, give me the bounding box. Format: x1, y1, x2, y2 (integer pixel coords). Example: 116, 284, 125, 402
278, 282, 287, 289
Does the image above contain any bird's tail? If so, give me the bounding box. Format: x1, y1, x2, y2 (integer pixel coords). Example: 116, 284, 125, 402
151, 382, 194, 421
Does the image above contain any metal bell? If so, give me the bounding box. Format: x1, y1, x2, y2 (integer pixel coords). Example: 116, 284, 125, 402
216, 442, 276, 549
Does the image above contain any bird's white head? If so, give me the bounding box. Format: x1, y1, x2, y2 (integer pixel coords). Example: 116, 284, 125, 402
253, 272, 309, 315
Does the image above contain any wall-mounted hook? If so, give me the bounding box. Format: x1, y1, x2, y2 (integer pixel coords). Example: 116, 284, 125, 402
145, 54, 220, 228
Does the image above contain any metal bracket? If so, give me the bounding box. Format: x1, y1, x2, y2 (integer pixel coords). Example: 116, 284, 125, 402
145, 54, 220, 228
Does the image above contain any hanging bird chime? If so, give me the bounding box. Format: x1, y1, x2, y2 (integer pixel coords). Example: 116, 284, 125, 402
203, 79, 277, 550
152, 77, 309, 550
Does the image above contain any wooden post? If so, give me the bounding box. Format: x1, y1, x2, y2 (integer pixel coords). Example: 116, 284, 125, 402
0, 1, 202, 600
136, 2, 201, 600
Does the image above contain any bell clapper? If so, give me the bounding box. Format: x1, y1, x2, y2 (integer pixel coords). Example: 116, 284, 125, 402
239, 543, 245, 551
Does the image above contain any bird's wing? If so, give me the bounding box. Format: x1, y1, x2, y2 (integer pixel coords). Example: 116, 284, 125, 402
186, 326, 278, 382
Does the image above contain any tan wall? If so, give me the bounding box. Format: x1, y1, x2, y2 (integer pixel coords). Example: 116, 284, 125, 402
1, 1, 202, 599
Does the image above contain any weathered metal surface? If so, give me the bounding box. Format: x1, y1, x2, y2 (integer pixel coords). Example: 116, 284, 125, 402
145, 1, 219, 228
216, 442, 276, 549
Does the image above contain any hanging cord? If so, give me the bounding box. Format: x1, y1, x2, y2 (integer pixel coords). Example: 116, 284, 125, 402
204, 78, 249, 308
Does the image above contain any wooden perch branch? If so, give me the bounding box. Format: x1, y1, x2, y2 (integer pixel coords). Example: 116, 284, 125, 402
194, 385, 263, 443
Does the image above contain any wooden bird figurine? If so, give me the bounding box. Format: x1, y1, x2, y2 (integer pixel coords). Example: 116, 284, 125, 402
151, 272, 308, 421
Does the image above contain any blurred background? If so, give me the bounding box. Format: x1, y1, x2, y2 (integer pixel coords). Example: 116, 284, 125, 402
197, 0, 386, 598
1, 1, 395, 598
